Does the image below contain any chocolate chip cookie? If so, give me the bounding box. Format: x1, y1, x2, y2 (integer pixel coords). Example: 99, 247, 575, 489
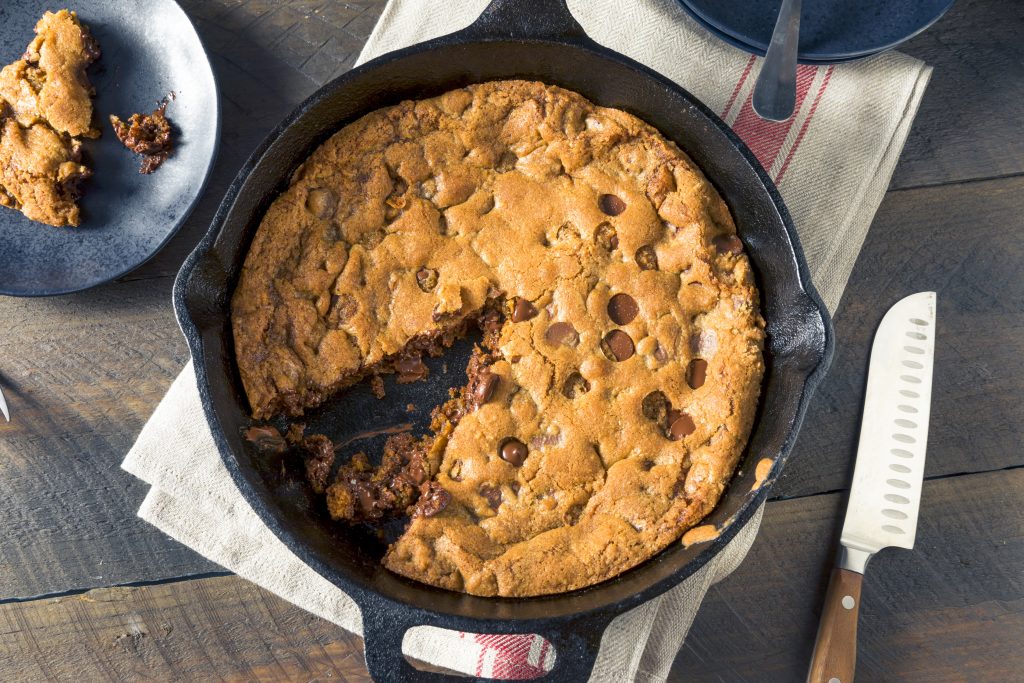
231, 80, 765, 597
0, 9, 99, 227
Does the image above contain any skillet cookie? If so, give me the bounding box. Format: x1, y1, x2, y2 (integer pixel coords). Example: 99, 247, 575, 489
231, 80, 765, 597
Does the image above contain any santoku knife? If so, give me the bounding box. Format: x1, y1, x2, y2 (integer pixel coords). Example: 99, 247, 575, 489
807, 291, 937, 683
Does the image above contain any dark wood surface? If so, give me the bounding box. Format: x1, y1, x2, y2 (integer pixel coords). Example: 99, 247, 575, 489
0, 0, 1021, 680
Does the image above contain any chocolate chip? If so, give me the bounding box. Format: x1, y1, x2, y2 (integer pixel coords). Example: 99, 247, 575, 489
497, 151, 518, 172
499, 438, 528, 466
530, 431, 563, 449
691, 329, 719, 357
395, 354, 428, 383
713, 234, 744, 254
565, 504, 584, 525
510, 296, 538, 322
479, 483, 502, 509
555, 222, 580, 242
562, 372, 591, 398
607, 293, 639, 325
687, 359, 708, 389
328, 293, 358, 326
601, 330, 635, 361
418, 177, 436, 199
416, 267, 438, 292
667, 410, 696, 440
414, 481, 451, 517
473, 369, 500, 406
305, 187, 337, 219
641, 391, 670, 425
595, 221, 618, 251
545, 321, 579, 347
599, 193, 626, 216
635, 245, 659, 271
405, 457, 427, 486
243, 426, 287, 454
654, 344, 669, 363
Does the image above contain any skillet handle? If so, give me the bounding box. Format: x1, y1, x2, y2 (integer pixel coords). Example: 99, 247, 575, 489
362, 609, 612, 682
461, 0, 590, 44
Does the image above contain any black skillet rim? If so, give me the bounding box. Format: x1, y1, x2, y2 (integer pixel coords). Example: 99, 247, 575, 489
172, 0, 834, 665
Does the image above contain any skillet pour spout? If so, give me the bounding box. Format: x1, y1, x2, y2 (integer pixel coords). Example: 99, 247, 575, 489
173, 0, 834, 680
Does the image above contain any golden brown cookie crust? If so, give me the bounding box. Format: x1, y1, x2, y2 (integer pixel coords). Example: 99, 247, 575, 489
0, 9, 98, 227
231, 80, 765, 597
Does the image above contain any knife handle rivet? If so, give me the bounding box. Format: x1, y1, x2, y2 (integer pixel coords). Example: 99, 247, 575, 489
842, 595, 855, 609
828, 678, 841, 683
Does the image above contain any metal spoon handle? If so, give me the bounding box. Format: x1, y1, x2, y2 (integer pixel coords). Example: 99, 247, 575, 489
753, 0, 803, 121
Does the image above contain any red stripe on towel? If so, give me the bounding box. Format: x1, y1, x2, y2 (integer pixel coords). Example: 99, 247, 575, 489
775, 66, 835, 183
473, 633, 551, 679
730, 64, 818, 171
721, 54, 757, 120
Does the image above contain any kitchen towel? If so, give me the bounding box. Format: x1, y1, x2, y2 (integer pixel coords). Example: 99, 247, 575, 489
123, 0, 931, 680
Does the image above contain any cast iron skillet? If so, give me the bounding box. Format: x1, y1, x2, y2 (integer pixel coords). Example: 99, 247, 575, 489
174, 0, 834, 680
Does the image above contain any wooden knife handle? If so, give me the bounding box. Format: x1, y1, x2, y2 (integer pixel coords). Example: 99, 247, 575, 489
807, 567, 864, 683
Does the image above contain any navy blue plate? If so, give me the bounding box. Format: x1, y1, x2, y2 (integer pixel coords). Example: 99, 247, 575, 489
0, 0, 219, 297
678, 0, 955, 63
681, 4, 863, 65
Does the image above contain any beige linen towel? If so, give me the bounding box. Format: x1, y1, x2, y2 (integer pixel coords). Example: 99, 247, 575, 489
123, 0, 931, 680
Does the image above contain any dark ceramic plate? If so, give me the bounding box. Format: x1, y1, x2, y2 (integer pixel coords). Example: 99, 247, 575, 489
678, 0, 955, 63
0, 0, 218, 297
681, 5, 862, 65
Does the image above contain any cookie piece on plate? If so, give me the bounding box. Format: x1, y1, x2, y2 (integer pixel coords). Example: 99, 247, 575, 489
0, 9, 99, 227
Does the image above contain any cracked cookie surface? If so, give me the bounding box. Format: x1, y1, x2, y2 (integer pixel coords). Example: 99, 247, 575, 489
231, 80, 765, 596
0, 9, 99, 227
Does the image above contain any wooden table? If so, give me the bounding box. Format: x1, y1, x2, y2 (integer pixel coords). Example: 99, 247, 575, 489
1, 1, 1021, 680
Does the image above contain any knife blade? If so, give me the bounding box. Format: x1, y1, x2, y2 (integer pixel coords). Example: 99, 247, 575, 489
808, 291, 936, 683
0, 382, 8, 422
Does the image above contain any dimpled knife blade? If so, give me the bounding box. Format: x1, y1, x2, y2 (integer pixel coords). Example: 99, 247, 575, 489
840, 291, 936, 569
807, 292, 936, 683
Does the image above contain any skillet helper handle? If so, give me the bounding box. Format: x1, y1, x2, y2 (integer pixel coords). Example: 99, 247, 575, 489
362, 609, 610, 682
464, 0, 589, 43
807, 567, 863, 683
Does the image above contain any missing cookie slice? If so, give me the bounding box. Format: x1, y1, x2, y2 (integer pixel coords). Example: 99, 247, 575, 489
0, 9, 99, 227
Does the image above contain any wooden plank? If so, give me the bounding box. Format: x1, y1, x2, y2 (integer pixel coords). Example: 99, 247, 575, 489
0, 469, 1018, 682
774, 173, 1024, 500
114, 0, 388, 283
0, 575, 371, 683
892, 0, 1024, 189
0, 277, 223, 599
0, 0, 388, 601
2, 6, 1021, 599
671, 468, 1024, 682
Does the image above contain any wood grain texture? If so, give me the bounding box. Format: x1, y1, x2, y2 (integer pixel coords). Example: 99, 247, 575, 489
774, 173, 1024, 500
892, 0, 1024, 189
120, 0, 389, 283
671, 468, 1024, 682
0, 0, 387, 602
3, 172, 1017, 600
0, 0, 1021, 679
0, 469, 1018, 682
0, 574, 371, 683
0, 277, 222, 599
807, 568, 863, 683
